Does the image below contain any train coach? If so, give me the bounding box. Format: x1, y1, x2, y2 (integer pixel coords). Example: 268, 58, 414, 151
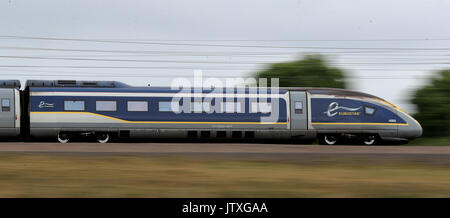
0, 79, 422, 145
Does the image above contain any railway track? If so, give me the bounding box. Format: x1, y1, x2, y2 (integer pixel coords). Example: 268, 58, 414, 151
0, 142, 447, 155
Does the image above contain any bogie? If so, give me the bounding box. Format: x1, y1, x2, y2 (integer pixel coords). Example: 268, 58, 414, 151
57, 133, 70, 143
318, 134, 340, 145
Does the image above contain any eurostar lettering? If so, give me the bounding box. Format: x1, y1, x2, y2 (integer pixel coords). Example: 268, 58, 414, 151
324, 102, 361, 117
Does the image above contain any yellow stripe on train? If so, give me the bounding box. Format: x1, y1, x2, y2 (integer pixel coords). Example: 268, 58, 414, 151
30, 111, 288, 125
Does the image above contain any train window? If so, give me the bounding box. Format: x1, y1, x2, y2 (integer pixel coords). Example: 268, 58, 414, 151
250, 102, 272, 113
294, 101, 303, 114
1, 99, 10, 112
96, 101, 117, 112
221, 102, 242, 113
64, 100, 85, 111
127, 101, 148, 112
190, 101, 211, 113
159, 101, 180, 112
259, 103, 272, 113
364, 106, 377, 116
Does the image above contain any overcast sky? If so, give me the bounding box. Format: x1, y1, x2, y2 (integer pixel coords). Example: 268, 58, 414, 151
1, 0, 450, 112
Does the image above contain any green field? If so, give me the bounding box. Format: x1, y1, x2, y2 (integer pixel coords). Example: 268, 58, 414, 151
1, 153, 450, 197
407, 137, 450, 146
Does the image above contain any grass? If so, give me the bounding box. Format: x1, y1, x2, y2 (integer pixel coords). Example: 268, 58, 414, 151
1, 153, 450, 197
407, 137, 450, 146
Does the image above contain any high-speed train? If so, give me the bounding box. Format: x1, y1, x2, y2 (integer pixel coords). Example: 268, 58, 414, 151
0, 79, 422, 145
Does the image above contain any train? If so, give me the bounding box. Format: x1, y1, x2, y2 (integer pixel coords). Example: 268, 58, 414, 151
0, 79, 422, 145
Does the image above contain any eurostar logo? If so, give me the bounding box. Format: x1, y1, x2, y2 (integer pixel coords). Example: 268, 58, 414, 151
324, 102, 361, 117
38, 101, 54, 108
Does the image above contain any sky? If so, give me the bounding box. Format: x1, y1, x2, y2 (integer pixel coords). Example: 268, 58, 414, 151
1, 0, 450, 113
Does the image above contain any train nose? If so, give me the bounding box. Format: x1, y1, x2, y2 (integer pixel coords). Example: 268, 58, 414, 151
398, 119, 423, 139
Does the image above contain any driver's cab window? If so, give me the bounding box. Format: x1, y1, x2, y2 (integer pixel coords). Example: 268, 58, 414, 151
364, 106, 376, 116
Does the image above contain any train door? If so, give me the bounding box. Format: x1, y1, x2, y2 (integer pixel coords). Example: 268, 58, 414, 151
0, 89, 15, 128
289, 91, 307, 130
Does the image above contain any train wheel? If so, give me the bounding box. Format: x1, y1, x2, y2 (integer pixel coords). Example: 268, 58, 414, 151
319, 134, 339, 145
96, 133, 110, 143
57, 133, 70, 143
362, 135, 377, 145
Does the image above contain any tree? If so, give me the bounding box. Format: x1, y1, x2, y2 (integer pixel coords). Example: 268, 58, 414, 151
412, 70, 450, 137
254, 55, 347, 88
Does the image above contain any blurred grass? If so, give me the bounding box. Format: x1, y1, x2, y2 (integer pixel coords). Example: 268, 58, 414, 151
407, 137, 450, 146
1, 153, 450, 197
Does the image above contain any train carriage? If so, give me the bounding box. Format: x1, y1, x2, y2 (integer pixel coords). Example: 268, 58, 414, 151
28, 82, 297, 143
307, 89, 422, 144
0, 80, 423, 145
0, 80, 21, 137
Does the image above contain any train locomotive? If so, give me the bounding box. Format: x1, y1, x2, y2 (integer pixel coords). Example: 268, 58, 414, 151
0, 79, 422, 145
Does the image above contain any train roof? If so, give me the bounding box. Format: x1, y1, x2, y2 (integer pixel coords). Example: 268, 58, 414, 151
0, 80, 21, 88
26, 80, 130, 88
282, 87, 385, 101
25, 80, 384, 101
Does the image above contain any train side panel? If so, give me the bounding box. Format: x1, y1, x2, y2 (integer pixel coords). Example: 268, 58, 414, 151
28, 88, 296, 139
0, 88, 20, 137
309, 94, 405, 140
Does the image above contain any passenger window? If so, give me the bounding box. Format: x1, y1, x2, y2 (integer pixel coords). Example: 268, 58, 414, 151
259, 103, 272, 113
127, 101, 148, 112
364, 106, 376, 116
250, 102, 272, 113
190, 101, 211, 113
294, 101, 303, 114
1, 99, 10, 112
158, 101, 180, 112
64, 100, 85, 111
96, 101, 117, 111
221, 102, 242, 113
